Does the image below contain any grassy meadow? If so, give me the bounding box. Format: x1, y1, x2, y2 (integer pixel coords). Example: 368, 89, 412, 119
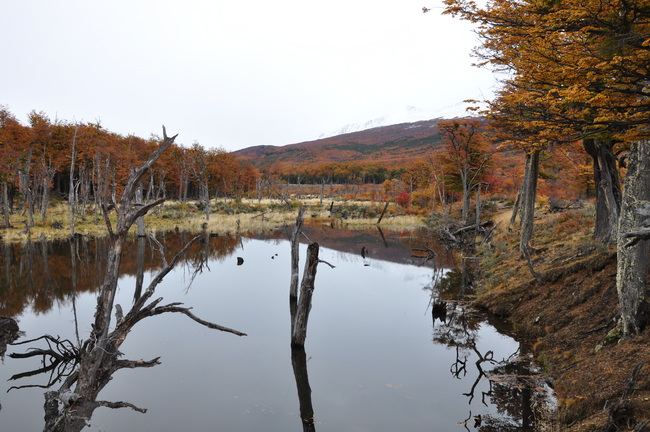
0, 197, 427, 242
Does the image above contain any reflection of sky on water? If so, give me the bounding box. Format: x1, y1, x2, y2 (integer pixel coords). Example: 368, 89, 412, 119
1, 238, 523, 431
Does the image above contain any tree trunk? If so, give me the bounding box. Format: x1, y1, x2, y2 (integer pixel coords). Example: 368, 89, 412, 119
519, 150, 540, 258
583, 139, 622, 242
290, 208, 305, 334
461, 180, 470, 224
203, 179, 210, 221
510, 189, 521, 226
290, 208, 305, 300
136, 180, 145, 237
292, 242, 319, 347
69, 126, 78, 237
377, 202, 390, 224
475, 183, 481, 228
2, 181, 10, 229
40, 166, 55, 221
616, 141, 650, 337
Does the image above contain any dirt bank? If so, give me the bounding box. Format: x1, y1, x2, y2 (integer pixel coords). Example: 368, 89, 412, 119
475, 210, 650, 431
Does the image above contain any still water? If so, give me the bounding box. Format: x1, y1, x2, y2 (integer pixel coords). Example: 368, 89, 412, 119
0, 227, 546, 431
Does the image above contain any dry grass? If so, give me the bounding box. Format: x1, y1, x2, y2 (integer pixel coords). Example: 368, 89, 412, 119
0, 198, 427, 242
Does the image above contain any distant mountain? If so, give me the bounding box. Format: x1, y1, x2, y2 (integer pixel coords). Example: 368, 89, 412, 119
233, 117, 469, 169
317, 103, 476, 139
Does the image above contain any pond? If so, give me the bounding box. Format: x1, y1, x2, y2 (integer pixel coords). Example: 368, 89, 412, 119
0, 226, 550, 431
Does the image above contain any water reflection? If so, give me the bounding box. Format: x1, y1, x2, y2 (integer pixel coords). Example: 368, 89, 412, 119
0, 227, 550, 431
2, 231, 246, 432
291, 346, 316, 432
429, 268, 549, 431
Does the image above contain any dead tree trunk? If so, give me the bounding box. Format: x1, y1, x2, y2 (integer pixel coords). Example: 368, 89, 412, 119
616, 142, 650, 337
2, 181, 10, 229
510, 189, 521, 226
41, 126, 246, 432
290, 208, 305, 304
292, 242, 320, 347
377, 202, 390, 224
135, 178, 145, 237
69, 126, 78, 237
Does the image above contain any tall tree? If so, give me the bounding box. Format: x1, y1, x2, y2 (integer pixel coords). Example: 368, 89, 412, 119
437, 119, 491, 224
0, 107, 28, 228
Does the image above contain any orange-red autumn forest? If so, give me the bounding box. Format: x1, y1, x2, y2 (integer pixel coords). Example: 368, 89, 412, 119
0, 106, 594, 221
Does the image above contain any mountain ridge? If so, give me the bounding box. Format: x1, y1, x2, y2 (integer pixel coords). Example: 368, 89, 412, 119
233, 117, 469, 169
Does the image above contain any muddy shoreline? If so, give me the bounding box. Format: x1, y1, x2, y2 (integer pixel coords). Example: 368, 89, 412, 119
475, 246, 650, 430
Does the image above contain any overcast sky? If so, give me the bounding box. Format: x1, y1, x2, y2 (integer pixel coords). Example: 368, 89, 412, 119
1, 1, 498, 151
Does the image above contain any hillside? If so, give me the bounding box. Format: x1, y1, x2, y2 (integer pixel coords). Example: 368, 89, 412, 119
232, 118, 459, 169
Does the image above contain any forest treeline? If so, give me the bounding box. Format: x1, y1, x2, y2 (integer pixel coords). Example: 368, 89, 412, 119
1, 106, 597, 226
0, 107, 259, 228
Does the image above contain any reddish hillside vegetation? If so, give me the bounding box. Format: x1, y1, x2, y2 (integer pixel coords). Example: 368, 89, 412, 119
233, 118, 453, 169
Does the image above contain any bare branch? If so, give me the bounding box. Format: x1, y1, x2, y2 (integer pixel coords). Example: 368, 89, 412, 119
318, 259, 336, 269
147, 232, 168, 267
114, 357, 161, 370
151, 304, 247, 336
122, 198, 166, 233
95, 400, 147, 414
620, 229, 650, 247
129, 234, 201, 314
101, 203, 114, 239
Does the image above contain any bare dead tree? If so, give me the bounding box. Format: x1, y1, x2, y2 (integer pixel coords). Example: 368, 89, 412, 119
69, 125, 79, 237
35, 127, 246, 432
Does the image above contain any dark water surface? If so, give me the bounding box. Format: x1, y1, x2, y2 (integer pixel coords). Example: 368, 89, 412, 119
0, 227, 548, 431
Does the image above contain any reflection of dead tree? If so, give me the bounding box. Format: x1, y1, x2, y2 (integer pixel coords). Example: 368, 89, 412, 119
291, 346, 316, 432
27, 127, 247, 432
8, 335, 79, 390
463, 347, 496, 406
451, 345, 468, 379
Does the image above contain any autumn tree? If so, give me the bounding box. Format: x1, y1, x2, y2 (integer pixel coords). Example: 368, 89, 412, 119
0, 107, 29, 228
437, 119, 491, 224
442, 0, 650, 241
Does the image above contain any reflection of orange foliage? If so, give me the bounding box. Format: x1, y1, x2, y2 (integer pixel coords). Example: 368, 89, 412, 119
0, 233, 241, 317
